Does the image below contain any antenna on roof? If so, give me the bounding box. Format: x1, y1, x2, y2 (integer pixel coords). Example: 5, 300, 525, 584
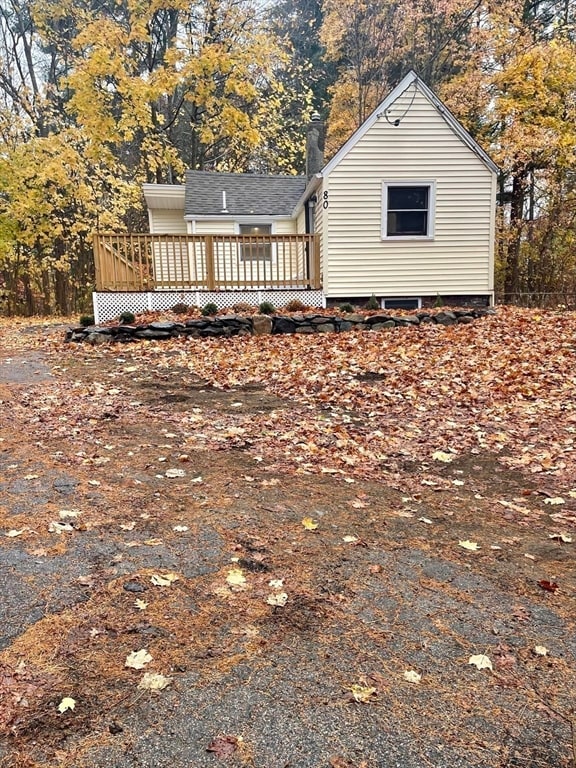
221, 190, 228, 213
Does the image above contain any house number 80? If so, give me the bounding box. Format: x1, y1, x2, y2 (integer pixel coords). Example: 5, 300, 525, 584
322, 191, 329, 209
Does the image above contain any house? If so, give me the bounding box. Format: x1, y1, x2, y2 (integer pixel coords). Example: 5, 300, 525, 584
92, 71, 497, 322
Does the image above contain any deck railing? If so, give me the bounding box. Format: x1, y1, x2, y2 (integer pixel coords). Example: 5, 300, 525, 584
93, 233, 321, 292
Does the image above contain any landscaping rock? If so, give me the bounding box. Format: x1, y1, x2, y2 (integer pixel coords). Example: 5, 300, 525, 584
252, 314, 273, 335
66, 308, 490, 343
272, 317, 297, 334
86, 332, 111, 345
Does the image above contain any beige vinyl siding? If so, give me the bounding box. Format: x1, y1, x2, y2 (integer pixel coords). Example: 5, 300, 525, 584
325, 87, 495, 297
149, 208, 187, 235
193, 220, 237, 235
274, 219, 298, 234
148, 209, 190, 286
187, 218, 305, 287
296, 208, 306, 235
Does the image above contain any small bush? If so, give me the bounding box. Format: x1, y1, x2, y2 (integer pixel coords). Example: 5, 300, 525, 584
365, 294, 379, 310
434, 293, 445, 308
259, 301, 275, 315
339, 303, 354, 313
171, 302, 190, 314
231, 302, 255, 313
119, 311, 136, 324
79, 314, 95, 327
201, 302, 218, 316
285, 298, 307, 312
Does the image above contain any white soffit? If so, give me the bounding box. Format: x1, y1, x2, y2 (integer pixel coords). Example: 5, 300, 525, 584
143, 183, 186, 210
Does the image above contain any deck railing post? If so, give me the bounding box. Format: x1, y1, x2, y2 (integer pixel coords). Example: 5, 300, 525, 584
93, 234, 102, 290
205, 235, 216, 290
310, 235, 320, 288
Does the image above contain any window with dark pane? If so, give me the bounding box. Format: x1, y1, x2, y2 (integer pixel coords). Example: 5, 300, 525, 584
240, 224, 272, 261
387, 186, 429, 236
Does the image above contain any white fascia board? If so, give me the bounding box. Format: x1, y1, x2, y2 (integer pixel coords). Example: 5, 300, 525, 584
291, 174, 323, 217
320, 70, 498, 178
142, 183, 186, 210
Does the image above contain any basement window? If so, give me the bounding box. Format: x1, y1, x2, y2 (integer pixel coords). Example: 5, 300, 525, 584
382, 297, 421, 310
382, 182, 435, 239
239, 224, 272, 261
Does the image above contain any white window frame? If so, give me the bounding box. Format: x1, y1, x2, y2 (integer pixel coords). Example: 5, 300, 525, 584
381, 297, 422, 310
381, 180, 436, 241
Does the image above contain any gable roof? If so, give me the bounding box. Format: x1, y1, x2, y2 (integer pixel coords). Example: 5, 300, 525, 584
185, 170, 306, 218
321, 70, 498, 178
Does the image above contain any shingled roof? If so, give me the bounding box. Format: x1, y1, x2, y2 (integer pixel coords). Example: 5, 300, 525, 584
184, 171, 306, 217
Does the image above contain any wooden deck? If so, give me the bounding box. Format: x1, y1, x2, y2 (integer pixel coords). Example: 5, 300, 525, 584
93, 233, 321, 292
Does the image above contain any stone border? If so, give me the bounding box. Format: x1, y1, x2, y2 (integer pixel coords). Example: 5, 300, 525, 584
66, 309, 495, 344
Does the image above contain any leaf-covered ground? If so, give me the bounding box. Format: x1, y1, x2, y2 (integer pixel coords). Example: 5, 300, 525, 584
0, 307, 575, 768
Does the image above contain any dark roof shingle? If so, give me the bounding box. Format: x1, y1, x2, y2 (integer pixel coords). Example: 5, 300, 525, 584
185, 171, 306, 217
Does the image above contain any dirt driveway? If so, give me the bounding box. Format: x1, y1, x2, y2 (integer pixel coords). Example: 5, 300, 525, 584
0, 320, 575, 768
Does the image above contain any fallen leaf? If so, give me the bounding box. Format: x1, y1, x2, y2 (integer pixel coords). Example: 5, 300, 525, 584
432, 451, 454, 463
173, 525, 189, 532
57, 697, 76, 713
548, 533, 572, 543
301, 517, 319, 530
343, 535, 359, 543
468, 654, 493, 671
403, 670, 422, 684
138, 672, 172, 691
418, 517, 433, 525
452, 479, 464, 486
58, 509, 81, 518
537, 579, 559, 593
226, 568, 246, 586
268, 579, 284, 589
350, 684, 377, 703
23, 474, 39, 480
544, 497, 565, 505
534, 645, 549, 656
206, 735, 239, 758
266, 592, 288, 607
120, 521, 136, 531
5, 529, 26, 537
135, 599, 148, 610
48, 521, 74, 534
150, 573, 179, 587
143, 538, 163, 546
165, 468, 186, 478
459, 540, 480, 551
125, 649, 153, 669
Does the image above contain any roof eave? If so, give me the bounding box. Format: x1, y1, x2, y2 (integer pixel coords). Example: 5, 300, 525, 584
183, 213, 297, 221
292, 174, 323, 217
143, 183, 186, 210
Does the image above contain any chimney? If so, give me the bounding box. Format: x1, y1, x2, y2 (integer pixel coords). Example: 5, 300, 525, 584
306, 111, 325, 180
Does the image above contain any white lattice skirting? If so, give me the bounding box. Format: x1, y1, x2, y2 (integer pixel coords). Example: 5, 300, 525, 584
93, 290, 326, 324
